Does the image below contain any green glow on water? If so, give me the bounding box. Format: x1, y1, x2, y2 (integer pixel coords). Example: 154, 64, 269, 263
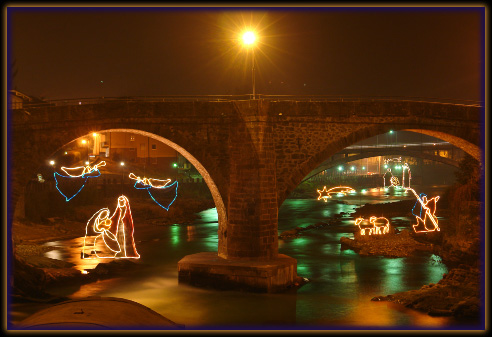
170, 225, 180, 245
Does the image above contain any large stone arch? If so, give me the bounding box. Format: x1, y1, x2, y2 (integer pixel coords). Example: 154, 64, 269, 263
95, 128, 227, 254
11, 125, 229, 257
300, 150, 460, 183
278, 125, 479, 206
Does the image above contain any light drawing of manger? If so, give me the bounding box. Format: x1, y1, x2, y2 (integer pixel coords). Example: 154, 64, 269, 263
317, 186, 356, 202
354, 216, 391, 235
54, 161, 106, 201
129, 172, 178, 210
407, 188, 440, 233
82, 195, 140, 259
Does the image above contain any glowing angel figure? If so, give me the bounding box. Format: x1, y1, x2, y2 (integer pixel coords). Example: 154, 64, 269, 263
82, 195, 140, 259
407, 188, 440, 233
355, 216, 390, 235
317, 186, 356, 202
54, 161, 106, 201
129, 172, 178, 211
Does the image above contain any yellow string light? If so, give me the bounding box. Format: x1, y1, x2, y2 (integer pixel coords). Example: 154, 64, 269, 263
317, 186, 356, 202
61, 161, 106, 177
407, 188, 440, 233
354, 216, 391, 235
82, 195, 140, 259
128, 172, 171, 188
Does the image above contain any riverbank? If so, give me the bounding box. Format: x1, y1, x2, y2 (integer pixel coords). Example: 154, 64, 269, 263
338, 198, 482, 321
11, 197, 215, 301
371, 265, 481, 320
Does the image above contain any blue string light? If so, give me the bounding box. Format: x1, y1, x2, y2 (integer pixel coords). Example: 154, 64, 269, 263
412, 193, 427, 219
133, 180, 178, 211
54, 170, 101, 201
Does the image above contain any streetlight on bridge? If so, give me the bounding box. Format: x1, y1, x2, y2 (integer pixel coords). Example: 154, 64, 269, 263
241, 30, 257, 100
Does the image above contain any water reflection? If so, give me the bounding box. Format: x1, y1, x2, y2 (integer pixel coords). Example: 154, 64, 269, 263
35, 191, 455, 328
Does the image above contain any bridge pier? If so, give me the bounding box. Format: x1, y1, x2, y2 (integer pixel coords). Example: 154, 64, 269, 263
10, 99, 481, 293
178, 101, 299, 292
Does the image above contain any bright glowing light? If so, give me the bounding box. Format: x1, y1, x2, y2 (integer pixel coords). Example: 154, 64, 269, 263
390, 176, 400, 187
60, 161, 106, 178
242, 31, 256, 45
172, 163, 178, 168
338, 166, 344, 171
351, 166, 355, 171
129, 173, 178, 210
384, 157, 401, 165
55, 161, 106, 201
82, 195, 140, 259
407, 188, 440, 233
362, 166, 366, 170
317, 186, 356, 202
355, 216, 390, 235
389, 130, 393, 134
129, 172, 171, 188
81, 139, 87, 144
92, 133, 97, 137
402, 162, 411, 188
49, 160, 55, 166
120, 162, 125, 166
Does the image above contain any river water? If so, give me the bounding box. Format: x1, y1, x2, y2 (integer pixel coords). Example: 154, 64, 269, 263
13, 186, 465, 329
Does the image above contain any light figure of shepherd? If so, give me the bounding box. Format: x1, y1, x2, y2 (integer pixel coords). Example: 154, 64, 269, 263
317, 186, 356, 202
54, 161, 106, 201
407, 188, 440, 233
129, 172, 178, 210
82, 195, 140, 259
354, 216, 390, 235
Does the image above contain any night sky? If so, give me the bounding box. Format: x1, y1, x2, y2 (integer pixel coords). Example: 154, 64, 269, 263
8, 6, 484, 101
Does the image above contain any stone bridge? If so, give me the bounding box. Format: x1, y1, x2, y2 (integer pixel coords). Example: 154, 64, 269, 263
9, 98, 482, 292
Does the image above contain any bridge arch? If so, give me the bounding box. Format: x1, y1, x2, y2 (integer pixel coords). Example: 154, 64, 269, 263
13, 127, 228, 256
301, 149, 460, 183
279, 125, 478, 205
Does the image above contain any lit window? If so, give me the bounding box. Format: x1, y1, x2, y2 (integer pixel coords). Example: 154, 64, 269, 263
130, 135, 135, 141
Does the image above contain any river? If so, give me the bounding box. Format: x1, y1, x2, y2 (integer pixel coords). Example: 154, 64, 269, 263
12, 185, 463, 329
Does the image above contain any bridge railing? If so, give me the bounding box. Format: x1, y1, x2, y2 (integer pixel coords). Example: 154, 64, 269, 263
13, 94, 483, 109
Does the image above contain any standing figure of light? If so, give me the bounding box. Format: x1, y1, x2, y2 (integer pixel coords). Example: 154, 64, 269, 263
402, 163, 411, 189
408, 188, 440, 233
110, 195, 140, 258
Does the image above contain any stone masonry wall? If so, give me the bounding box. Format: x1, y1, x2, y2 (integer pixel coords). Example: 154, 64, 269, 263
9, 100, 481, 260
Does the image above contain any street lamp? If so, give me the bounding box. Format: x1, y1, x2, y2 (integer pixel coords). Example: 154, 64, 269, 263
241, 30, 257, 100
